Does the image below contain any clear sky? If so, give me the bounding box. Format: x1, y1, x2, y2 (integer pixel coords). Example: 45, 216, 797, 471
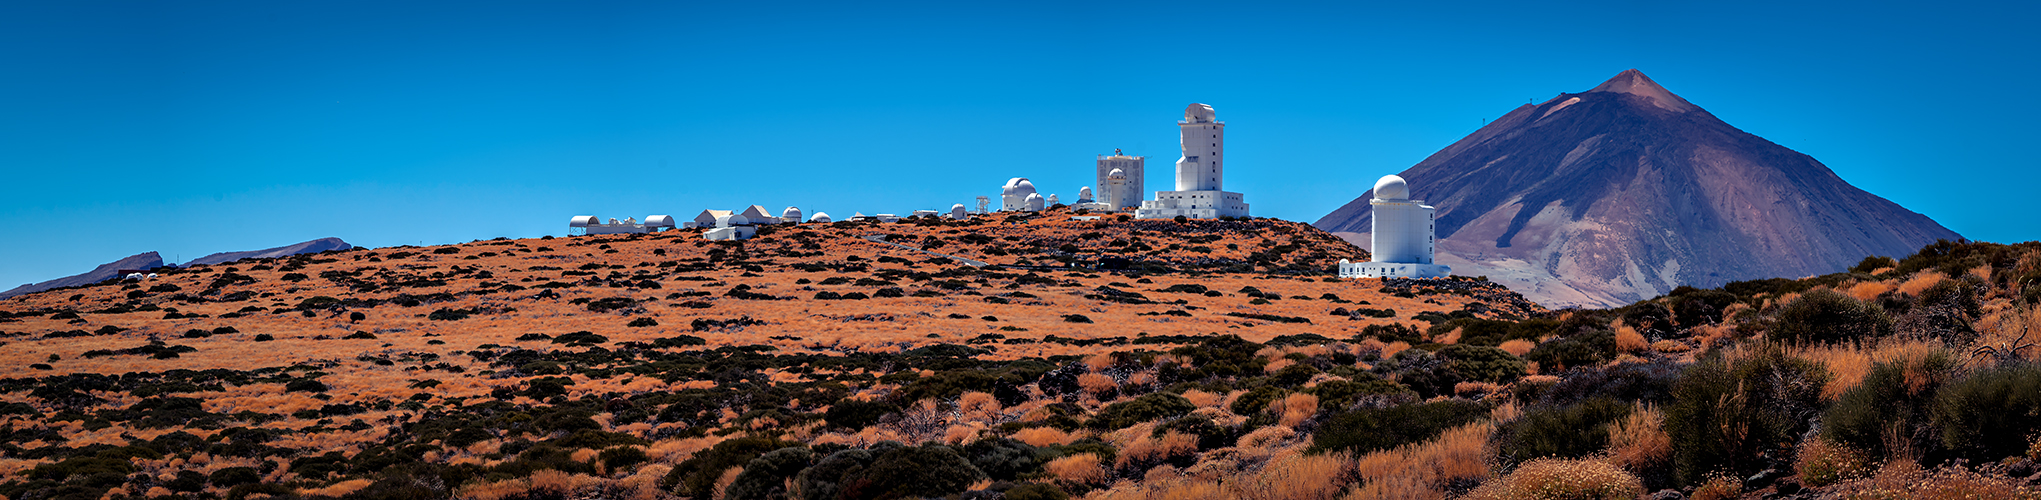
2, 1, 2036, 288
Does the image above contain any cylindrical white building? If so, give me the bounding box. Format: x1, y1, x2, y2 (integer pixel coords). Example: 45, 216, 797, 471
1097, 152, 1144, 209
1369, 175, 1435, 264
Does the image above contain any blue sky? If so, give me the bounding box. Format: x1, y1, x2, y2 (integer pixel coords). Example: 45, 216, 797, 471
2, 1, 2036, 288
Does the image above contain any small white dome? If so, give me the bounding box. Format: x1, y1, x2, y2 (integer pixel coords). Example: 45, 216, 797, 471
1108, 168, 1126, 179
1373, 175, 1410, 200
951, 203, 966, 210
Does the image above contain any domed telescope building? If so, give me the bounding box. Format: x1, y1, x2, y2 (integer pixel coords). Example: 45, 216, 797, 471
1339, 175, 1451, 279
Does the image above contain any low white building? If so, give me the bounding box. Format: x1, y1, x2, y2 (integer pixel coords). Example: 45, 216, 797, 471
702, 213, 756, 241
570, 215, 674, 235
1024, 193, 1045, 212
1338, 175, 1450, 279
693, 210, 733, 228
810, 212, 834, 223
1097, 150, 1145, 210
781, 206, 804, 224
1136, 104, 1250, 220
912, 209, 940, 218
739, 205, 782, 225
948, 204, 968, 219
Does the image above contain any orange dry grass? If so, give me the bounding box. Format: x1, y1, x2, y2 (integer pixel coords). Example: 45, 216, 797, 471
1975, 305, 2041, 365
1180, 389, 1225, 409
1453, 381, 1504, 399
1847, 281, 1895, 301
1606, 403, 1669, 470
1689, 475, 1741, 500
1497, 339, 1534, 357
1077, 373, 1119, 395
1045, 453, 1108, 486
297, 479, 374, 497
1461, 458, 1643, 500
1614, 323, 1648, 353
1347, 421, 1493, 499
1117, 431, 1198, 469
1794, 438, 1873, 488
1792, 339, 1948, 401
1273, 392, 1319, 427
1238, 426, 1297, 449
1230, 447, 1355, 500
456, 469, 601, 500
957, 391, 1002, 422
1898, 271, 1949, 296
1012, 426, 1081, 447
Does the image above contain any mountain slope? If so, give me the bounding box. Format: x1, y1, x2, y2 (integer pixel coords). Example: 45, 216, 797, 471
185, 237, 352, 266
0, 252, 163, 299
1316, 69, 1959, 308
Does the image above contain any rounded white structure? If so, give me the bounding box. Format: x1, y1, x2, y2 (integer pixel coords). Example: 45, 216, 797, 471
1047, 194, 1060, 206
1339, 174, 1450, 279
948, 203, 967, 219
1001, 178, 1038, 212
1024, 193, 1045, 212
569, 215, 599, 227
782, 206, 803, 224
644, 215, 676, 229
1078, 186, 1094, 203
1176, 103, 1222, 192
715, 214, 751, 228
810, 212, 833, 223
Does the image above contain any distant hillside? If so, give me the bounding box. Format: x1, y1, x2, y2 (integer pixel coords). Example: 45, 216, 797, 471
1316, 69, 1958, 308
185, 237, 352, 266
0, 251, 162, 299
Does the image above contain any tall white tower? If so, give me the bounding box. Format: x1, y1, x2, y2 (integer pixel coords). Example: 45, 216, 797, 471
1136, 103, 1249, 220
1176, 104, 1223, 191
1339, 175, 1451, 279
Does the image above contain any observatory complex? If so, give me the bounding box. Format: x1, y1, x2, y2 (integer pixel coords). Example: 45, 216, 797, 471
1135, 104, 1249, 220
1339, 175, 1451, 279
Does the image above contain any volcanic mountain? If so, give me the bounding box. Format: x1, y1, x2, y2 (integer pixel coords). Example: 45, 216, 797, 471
1316, 69, 1959, 308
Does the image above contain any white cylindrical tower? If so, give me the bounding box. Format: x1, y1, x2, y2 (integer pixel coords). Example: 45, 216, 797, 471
1369, 175, 1436, 265
1105, 169, 1133, 210
1175, 103, 1224, 191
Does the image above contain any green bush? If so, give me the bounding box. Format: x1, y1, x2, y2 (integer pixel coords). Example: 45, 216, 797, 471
825, 399, 899, 430
1306, 375, 1410, 410
1436, 345, 1527, 384
1934, 363, 2041, 462
1497, 398, 1630, 463
726, 447, 814, 500
662, 438, 803, 498
1230, 386, 1291, 416
1524, 330, 1616, 372
795, 448, 875, 500
963, 437, 1043, 481
1003, 483, 1070, 500
837, 444, 986, 500
1821, 352, 1954, 460
1769, 288, 1892, 344
1663, 345, 1828, 487
209, 466, 261, 487
1310, 399, 1488, 456
1089, 393, 1195, 430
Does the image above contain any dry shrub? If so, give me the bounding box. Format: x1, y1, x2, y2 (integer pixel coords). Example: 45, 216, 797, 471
958, 391, 1002, 422
1498, 339, 1534, 357
1346, 421, 1493, 499
1077, 372, 1119, 395
1231, 447, 1355, 500
1490, 400, 1522, 424
1606, 403, 1669, 470
1794, 438, 1873, 488
1460, 458, 1643, 500
1650, 340, 1691, 353
942, 423, 987, 445
457, 469, 602, 500
1435, 327, 1463, 345
1263, 357, 1297, 374
570, 448, 600, 464
1012, 426, 1080, 447
1117, 430, 1198, 469
1381, 341, 1411, 360
1453, 382, 1503, 399
1688, 475, 1741, 500
1974, 305, 2041, 366
619, 463, 673, 500
1614, 324, 1648, 353
1238, 426, 1297, 449
1274, 392, 1319, 428
1045, 453, 1108, 486
1181, 389, 1225, 409
1898, 271, 1949, 296
297, 479, 373, 497
1793, 339, 1947, 401
1826, 459, 2041, 499
1848, 281, 1895, 301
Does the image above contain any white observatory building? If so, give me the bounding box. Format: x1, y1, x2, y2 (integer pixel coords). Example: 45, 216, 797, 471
1136, 104, 1249, 220
1096, 150, 1144, 211
1001, 178, 1042, 212
1339, 175, 1451, 279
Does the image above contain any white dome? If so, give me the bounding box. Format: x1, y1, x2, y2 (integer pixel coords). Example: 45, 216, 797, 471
1108, 168, 1126, 179
1373, 175, 1410, 200
1003, 177, 1037, 196
810, 212, 832, 223
951, 203, 966, 210
1184, 103, 1216, 123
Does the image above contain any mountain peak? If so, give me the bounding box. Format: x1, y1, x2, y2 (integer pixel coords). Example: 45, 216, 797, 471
1586, 69, 1696, 112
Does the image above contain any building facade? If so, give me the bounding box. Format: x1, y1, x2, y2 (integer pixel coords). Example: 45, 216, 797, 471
1136, 104, 1250, 219
1096, 151, 1144, 211
1338, 175, 1450, 278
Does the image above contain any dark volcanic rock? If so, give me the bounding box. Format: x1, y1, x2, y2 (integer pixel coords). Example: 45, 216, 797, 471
0, 251, 164, 299
1315, 69, 1959, 308
185, 237, 352, 266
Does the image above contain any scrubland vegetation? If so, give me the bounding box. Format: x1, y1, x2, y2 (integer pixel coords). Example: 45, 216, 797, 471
1, 210, 2038, 499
